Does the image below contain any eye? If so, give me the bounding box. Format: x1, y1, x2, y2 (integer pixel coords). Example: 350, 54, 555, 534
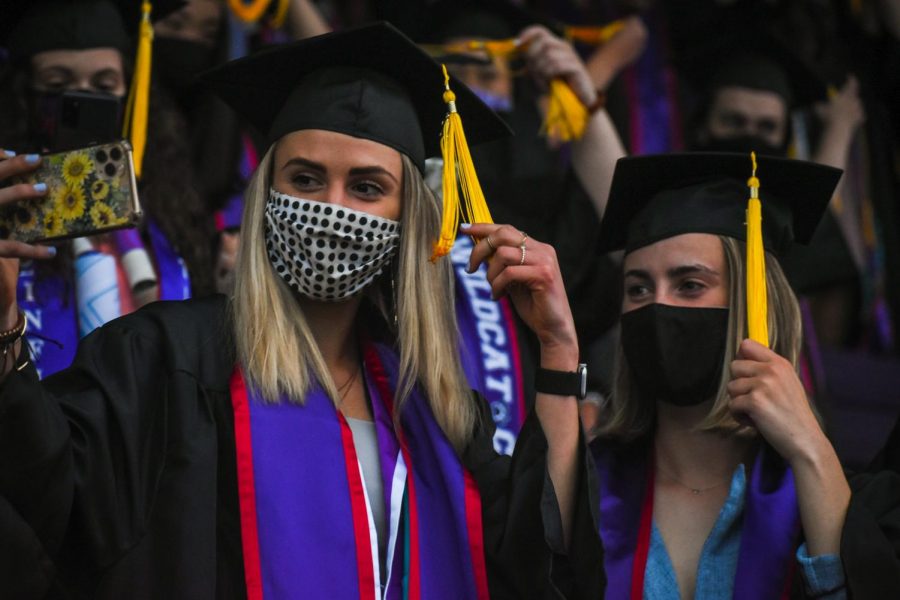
757, 119, 778, 135
721, 112, 747, 129
625, 283, 650, 299
36, 76, 70, 93
291, 173, 322, 189
678, 279, 707, 295
351, 181, 385, 198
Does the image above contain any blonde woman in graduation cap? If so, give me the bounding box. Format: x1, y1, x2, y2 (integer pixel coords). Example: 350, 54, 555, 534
0, 23, 603, 600
586, 153, 900, 599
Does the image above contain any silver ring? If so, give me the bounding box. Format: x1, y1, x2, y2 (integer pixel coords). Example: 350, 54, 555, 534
519, 245, 526, 266
486, 235, 496, 252
519, 232, 529, 248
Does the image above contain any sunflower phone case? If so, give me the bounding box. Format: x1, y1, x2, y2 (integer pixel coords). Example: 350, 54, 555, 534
0, 140, 141, 243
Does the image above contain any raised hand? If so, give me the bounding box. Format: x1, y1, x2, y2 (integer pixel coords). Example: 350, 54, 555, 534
518, 25, 600, 108
727, 339, 827, 464
463, 222, 577, 358
0, 151, 56, 328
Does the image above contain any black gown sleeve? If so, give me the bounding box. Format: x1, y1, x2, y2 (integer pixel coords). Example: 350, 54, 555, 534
0, 296, 231, 594
839, 470, 900, 599
461, 394, 605, 600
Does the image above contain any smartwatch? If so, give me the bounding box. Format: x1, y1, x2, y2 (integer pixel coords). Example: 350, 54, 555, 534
535, 363, 588, 399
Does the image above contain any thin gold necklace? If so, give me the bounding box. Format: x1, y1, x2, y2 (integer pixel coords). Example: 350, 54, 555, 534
336, 363, 361, 403
655, 464, 731, 496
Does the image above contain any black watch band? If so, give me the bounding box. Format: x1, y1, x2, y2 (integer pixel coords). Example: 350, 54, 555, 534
535, 363, 587, 399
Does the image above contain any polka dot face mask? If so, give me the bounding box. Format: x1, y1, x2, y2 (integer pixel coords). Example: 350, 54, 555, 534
265, 188, 401, 301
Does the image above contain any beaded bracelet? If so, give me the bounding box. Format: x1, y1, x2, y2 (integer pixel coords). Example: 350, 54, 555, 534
0, 310, 27, 345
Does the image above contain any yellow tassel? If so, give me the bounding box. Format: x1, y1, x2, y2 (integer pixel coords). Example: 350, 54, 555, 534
746, 151, 769, 347
542, 78, 589, 142
431, 65, 493, 261
270, 0, 290, 28
122, 1, 153, 180
466, 39, 519, 58
227, 0, 273, 23
564, 21, 626, 45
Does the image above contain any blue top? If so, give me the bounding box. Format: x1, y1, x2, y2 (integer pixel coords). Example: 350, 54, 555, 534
644, 464, 846, 599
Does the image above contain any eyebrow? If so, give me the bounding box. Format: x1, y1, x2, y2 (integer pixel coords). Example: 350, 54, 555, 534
281, 157, 399, 184
624, 264, 719, 279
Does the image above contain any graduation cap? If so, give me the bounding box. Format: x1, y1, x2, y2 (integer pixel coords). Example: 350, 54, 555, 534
601, 151, 842, 346
676, 29, 827, 108
200, 22, 509, 173
598, 152, 842, 256
2, 0, 185, 63
201, 22, 511, 258
414, 0, 556, 43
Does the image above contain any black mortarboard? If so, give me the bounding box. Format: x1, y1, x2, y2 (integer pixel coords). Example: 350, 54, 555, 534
419, 0, 558, 43
676, 30, 827, 108
2, 0, 185, 63
597, 152, 842, 256
199, 22, 510, 173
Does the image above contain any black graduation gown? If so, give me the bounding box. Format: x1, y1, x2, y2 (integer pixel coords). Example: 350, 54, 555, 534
0, 295, 604, 599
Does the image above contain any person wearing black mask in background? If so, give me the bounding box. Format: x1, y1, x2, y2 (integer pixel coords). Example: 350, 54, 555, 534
0, 0, 217, 378
679, 33, 868, 351
587, 152, 900, 599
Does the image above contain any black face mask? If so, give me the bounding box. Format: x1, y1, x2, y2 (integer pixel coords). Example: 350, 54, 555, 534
153, 37, 217, 103
29, 89, 123, 152
690, 134, 786, 158
620, 303, 730, 406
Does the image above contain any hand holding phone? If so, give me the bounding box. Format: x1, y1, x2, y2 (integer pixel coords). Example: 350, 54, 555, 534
0, 140, 142, 244
0, 150, 56, 331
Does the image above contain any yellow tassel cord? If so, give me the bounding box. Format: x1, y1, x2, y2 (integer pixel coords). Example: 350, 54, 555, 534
122, 1, 153, 179
270, 0, 290, 28
542, 79, 589, 142
431, 65, 494, 261
563, 20, 625, 45
746, 152, 769, 347
463, 38, 590, 142
433, 38, 590, 142
227, 0, 272, 23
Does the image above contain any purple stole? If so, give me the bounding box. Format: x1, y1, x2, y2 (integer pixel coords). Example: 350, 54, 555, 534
592, 440, 801, 600
450, 235, 526, 456
622, 7, 683, 155
18, 262, 78, 379
17, 218, 191, 378
146, 220, 192, 301
229, 341, 490, 600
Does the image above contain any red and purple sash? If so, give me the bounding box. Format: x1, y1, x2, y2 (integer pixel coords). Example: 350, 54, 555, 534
450, 235, 526, 456
622, 8, 683, 155
18, 218, 190, 377
591, 441, 801, 600
230, 341, 490, 599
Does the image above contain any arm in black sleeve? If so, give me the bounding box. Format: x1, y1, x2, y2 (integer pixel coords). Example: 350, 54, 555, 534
0, 307, 175, 578
462, 394, 605, 600
840, 470, 900, 599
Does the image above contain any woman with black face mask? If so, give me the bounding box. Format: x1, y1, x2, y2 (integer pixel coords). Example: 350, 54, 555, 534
584, 153, 900, 599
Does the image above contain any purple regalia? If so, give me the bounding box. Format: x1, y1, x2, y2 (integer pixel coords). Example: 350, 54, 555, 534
592, 440, 801, 600
230, 340, 490, 600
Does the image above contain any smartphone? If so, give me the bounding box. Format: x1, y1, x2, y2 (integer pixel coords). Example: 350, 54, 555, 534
0, 140, 142, 244
31, 90, 124, 152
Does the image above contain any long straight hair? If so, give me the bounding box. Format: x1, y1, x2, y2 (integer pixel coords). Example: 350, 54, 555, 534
232, 145, 476, 451
594, 236, 805, 441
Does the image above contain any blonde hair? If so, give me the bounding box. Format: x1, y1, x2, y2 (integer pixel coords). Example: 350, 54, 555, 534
232, 146, 477, 451
594, 236, 804, 442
